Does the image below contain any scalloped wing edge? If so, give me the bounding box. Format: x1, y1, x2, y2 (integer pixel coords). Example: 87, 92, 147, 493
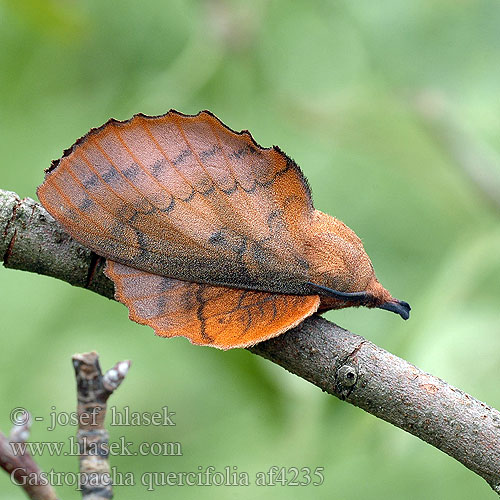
40, 110, 312, 207
105, 259, 320, 350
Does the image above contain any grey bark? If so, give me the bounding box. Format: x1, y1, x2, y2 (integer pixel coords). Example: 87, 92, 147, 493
0, 346, 130, 499
73, 352, 131, 500
0, 413, 59, 500
1, 188, 500, 494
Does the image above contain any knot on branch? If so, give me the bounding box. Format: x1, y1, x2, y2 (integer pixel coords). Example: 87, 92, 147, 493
335, 364, 359, 398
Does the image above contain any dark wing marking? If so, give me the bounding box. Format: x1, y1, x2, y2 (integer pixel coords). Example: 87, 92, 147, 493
105, 261, 320, 349
38, 110, 315, 295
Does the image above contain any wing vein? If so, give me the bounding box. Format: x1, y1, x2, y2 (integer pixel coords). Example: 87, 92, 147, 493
90, 135, 210, 253
172, 115, 261, 239
138, 120, 225, 225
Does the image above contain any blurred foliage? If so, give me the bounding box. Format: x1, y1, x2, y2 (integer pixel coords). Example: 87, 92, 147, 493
1, 0, 500, 498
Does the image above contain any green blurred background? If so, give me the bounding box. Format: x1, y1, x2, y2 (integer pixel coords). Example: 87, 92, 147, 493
1, 0, 500, 498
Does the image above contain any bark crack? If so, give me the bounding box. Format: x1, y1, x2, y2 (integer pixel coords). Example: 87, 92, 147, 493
2, 196, 21, 238
3, 229, 17, 265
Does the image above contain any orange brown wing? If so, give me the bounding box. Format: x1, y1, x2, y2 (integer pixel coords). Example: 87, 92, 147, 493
37, 110, 315, 295
105, 261, 320, 349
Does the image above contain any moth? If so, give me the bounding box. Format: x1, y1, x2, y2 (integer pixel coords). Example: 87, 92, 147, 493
37, 110, 410, 349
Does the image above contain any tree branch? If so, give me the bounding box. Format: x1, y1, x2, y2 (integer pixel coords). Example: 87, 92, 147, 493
0, 350, 131, 499
0, 411, 59, 500
2, 188, 500, 494
73, 352, 131, 499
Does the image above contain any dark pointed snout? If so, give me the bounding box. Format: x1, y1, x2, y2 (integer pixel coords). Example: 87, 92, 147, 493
378, 299, 411, 320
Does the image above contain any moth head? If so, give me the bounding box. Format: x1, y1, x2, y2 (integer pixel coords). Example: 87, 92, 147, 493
304, 210, 410, 319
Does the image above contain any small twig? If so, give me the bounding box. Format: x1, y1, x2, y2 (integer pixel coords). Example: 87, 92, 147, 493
0, 411, 59, 500
72, 352, 131, 500
0, 352, 131, 500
